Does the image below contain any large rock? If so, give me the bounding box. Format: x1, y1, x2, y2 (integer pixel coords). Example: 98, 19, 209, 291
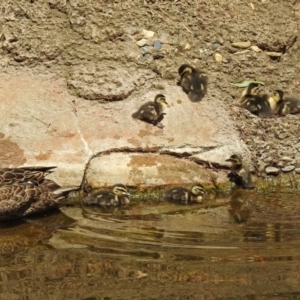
0, 71, 247, 187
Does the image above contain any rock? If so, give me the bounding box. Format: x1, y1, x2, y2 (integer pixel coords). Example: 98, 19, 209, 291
152, 52, 164, 59
153, 40, 162, 50
142, 29, 155, 39
86, 153, 215, 187
265, 166, 280, 176
251, 45, 262, 52
67, 62, 155, 100
214, 53, 223, 63
295, 168, 300, 174
140, 46, 151, 55
266, 51, 282, 57
134, 34, 144, 41
231, 41, 251, 48
281, 165, 295, 173
136, 38, 147, 47
280, 156, 293, 162
0, 73, 248, 188
211, 42, 221, 50
184, 43, 191, 50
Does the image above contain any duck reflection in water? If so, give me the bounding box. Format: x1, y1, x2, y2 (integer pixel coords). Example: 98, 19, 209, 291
229, 190, 253, 223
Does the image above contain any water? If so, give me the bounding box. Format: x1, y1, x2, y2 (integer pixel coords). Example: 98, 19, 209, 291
1, 189, 300, 299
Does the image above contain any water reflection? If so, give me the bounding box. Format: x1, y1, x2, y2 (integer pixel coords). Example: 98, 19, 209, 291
0, 189, 300, 299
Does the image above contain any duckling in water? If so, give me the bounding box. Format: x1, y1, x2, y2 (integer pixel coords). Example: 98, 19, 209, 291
226, 154, 255, 190
132, 94, 168, 129
82, 184, 130, 207
164, 184, 205, 205
178, 64, 208, 102
240, 83, 272, 117
274, 90, 300, 116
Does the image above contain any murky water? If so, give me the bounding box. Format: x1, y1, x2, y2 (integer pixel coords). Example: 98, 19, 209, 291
1, 189, 300, 299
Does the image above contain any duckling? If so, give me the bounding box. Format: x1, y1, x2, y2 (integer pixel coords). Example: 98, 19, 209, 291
268, 89, 284, 114
226, 154, 255, 190
178, 64, 208, 102
163, 184, 205, 205
82, 184, 130, 207
132, 94, 168, 128
0, 166, 56, 187
275, 90, 300, 116
240, 83, 272, 117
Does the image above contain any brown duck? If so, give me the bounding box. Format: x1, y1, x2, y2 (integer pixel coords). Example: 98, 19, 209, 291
0, 166, 78, 221
178, 64, 208, 102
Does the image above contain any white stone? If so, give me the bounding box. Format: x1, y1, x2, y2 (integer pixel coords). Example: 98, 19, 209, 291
142, 29, 154, 39
136, 38, 147, 47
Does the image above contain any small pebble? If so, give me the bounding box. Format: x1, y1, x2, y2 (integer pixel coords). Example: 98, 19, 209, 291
266, 51, 282, 57
211, 42, 221, 50
140, 46, 151, 55
136, 38, 147, 47
214, 53, 223, 63
142, 29, 154, 39
153, 52, 164, 60
184, 43, 191, 50
134, 34, 144, 41
281, 165, 295, 173
140, 53, 151, 62
153, 40, 162, 50
231, 41, 251, 48
251, 45, 262, 53
295, 168, 300, 174
280, 156, 293, 162
265, 166, 280, 176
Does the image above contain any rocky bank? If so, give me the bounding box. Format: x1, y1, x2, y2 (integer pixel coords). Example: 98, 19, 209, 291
0, 0, 299, 188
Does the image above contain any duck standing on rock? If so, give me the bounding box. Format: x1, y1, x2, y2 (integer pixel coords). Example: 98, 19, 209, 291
0, 166, 79, 221
178, 64, 208, 102
240, 83, 272, 117
226, 154, 255, 190
163, 184, 206, 205
274, 90, 300, 116
132, 94, 168, 129
82, 184, 130, 207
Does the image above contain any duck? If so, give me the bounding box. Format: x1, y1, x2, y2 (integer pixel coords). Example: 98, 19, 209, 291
0, 166, 78, 221
178, 64, 208, 102
274, 90, 300, 116
82, 184, 130, 207
163, 184, 205, 205
0, 166, 56, 186
240, 83, 272, 117
132, 94, 168, 129
225, 154, 255, 190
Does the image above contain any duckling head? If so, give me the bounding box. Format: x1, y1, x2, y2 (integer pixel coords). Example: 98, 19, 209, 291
225, 154, 243, 167
112, 184, 131, 197
154, 94, 168, 105
191, 184, 205, 196
272, 90, 284, 102
178, 64, 194, 77
268, 90, 284, 110
247, 83, 260, 95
